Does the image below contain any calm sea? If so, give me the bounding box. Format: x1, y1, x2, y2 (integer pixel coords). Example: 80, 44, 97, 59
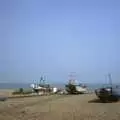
0, 83, 30, 89
0, 82, 108, 90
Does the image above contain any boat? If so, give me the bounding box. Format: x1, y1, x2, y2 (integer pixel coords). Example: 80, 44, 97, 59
65, 73, 88, 94
95, 74, 120, 102
30, 76, 51, 95
65, 79, 87, 94
75, 84, 87, 94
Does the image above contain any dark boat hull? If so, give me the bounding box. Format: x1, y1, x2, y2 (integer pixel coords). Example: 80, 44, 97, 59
95, 87, 120, 102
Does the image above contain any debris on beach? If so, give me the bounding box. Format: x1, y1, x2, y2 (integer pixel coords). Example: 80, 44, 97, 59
0, 96, 8, 101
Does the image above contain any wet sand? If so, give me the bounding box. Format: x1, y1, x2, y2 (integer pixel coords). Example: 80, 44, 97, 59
0, 93, 120, 120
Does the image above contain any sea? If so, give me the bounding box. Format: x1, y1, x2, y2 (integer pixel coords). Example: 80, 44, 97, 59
0, 82, 113, 91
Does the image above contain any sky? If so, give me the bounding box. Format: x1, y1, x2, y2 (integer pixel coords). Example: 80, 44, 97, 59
0, 0, 120, 84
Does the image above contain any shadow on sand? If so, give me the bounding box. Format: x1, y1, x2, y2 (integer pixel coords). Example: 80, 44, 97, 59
88, 98, 120, 103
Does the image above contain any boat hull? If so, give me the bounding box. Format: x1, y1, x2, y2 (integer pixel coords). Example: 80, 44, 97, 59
76, 86, 87, 94
95, 87, 120, 102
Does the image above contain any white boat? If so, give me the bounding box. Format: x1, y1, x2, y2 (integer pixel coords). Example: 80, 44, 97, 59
52, 87, 58, 93
75, 85, 87, 94
30, 76, 51, 95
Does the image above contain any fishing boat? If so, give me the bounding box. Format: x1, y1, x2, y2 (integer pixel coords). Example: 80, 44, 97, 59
65, 79, 87, 94
30, 76, 51, 95
95, 74, 120, 102
75, 84, 87, 94
65, 72, 88, 94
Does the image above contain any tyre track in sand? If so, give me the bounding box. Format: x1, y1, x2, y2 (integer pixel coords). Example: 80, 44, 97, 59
0, 95, 69, 117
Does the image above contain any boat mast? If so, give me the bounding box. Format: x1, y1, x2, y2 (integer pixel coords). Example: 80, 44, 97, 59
108, 73, 112, 87
40, 76, 43, 84
69, 72, 76, 84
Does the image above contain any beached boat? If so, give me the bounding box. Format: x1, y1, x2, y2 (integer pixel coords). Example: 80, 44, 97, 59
30, 76, 51, 95
75, 84, 87, 94
95, 86, 120, 102
65, 80, 87, 94
65, 73, 88, 94
95, 74, 120, 102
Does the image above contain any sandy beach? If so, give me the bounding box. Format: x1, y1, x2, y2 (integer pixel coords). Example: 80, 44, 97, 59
0, 91, 120, 120
0, 89, 14, 97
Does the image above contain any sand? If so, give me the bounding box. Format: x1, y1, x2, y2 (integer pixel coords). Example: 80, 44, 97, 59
0, 92, 120, 120
0, 89, 14, 97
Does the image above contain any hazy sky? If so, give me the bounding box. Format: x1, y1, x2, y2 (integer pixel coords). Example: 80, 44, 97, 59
0, 0, 120, 84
